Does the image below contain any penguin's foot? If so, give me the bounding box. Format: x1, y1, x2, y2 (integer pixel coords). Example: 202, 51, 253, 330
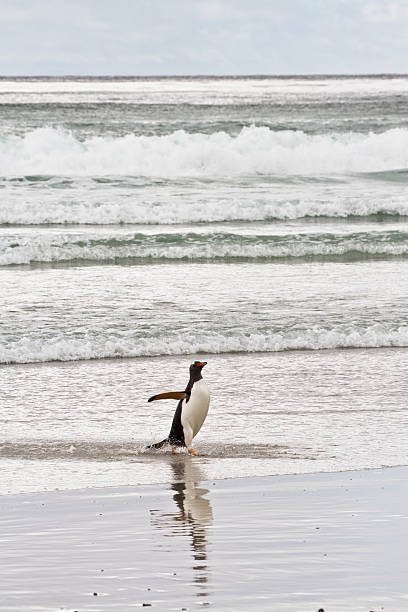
188, 448, 200, 456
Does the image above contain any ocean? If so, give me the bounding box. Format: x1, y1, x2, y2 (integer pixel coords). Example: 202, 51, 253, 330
1, 75, 408, 495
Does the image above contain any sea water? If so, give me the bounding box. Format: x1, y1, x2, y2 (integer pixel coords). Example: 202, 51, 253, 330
1, 76, 408, 494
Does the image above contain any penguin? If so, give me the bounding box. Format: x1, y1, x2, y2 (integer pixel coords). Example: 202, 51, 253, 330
146, 361, 210, 456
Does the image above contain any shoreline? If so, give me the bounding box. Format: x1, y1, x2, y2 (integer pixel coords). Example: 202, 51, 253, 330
1, 466, 408, 610
2, 347, 408, 495
1, 459, 408, 498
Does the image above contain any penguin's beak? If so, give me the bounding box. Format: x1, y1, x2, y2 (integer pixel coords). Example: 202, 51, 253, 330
197, 361, 207, 368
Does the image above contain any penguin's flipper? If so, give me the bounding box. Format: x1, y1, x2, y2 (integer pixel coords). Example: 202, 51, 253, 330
148, 391, 186, 403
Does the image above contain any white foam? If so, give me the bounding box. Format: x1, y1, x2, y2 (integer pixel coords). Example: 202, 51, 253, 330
2, 324, 408, 364
2, 193, 408, 225
0, 230, 407, 265
2, 126, 408, 177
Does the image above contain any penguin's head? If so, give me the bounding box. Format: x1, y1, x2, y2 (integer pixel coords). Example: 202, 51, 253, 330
191, 360, 207, 369
190, 361, 207, 379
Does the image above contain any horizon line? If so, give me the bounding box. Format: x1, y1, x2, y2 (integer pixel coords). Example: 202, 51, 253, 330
1, 72, 408, 80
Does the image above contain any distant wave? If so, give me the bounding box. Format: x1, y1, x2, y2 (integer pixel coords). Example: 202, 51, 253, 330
2, 324, 408, 364
1, 126, 408, 177
1, 230, 408, 266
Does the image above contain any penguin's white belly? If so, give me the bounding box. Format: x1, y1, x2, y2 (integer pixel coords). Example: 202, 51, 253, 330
181, 379, 210, 443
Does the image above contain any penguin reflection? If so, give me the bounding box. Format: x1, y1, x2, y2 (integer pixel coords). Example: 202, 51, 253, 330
150, 457, 213, 599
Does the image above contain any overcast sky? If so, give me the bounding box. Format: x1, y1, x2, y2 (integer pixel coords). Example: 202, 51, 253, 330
1, 0, 408, 75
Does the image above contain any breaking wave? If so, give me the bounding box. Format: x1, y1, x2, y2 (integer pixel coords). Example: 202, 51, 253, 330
2, 324, 408, 364
2, 126, 408, 177
1, 230, 408, 266
1, 193, 408, 225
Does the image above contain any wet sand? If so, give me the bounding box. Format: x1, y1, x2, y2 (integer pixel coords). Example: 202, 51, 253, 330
1, 464, 408, 611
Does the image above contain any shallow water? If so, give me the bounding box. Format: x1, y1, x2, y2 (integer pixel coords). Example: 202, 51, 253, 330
1, 259, 408, 364
1, 348, 407, 494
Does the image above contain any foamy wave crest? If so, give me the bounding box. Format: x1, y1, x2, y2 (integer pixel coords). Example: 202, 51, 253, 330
1, 230, 408, 266
2, 193, 408, 225
2, 324, 408, 364
2, 126, 408, 176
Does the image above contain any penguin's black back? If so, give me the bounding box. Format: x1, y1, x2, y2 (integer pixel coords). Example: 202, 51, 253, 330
168, 399, 185, 446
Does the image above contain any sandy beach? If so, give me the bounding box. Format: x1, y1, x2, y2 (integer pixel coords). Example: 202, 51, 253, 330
1, 465, 407, 611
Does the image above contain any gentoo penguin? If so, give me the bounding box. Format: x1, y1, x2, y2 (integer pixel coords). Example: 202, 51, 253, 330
146, 361, 210, 456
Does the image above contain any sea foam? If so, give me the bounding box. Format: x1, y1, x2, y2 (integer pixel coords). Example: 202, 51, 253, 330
2, 194, 408, 226
2, 189, 408, 225
1, 324, 408, 364
1, 230, 407, 266
1, 126, 408, 177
